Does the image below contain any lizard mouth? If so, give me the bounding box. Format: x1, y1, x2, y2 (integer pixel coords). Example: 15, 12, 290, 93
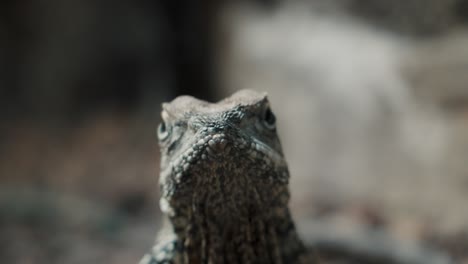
169, 129, 287, 181
161, 130, 289, 219
159, 128, 290, 207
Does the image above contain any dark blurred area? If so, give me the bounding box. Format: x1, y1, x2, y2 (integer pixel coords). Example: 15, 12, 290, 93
1, 1, 468, 263
0, 0, 220, 120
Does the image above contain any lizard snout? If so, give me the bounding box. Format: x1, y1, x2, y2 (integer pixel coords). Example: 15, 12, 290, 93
206, 133, 228, 154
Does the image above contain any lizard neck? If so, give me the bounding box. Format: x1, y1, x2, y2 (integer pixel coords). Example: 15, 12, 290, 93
167, 203, 308, 264
158, 135, 308, 263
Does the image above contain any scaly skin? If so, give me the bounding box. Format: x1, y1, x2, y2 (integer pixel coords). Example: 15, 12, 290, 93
140, 90, 308, 264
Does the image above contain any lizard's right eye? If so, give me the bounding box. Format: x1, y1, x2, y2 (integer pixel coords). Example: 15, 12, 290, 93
157, 121, 171, 141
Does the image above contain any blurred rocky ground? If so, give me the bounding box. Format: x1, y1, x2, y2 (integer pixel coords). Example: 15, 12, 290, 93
1, 0, 468, 263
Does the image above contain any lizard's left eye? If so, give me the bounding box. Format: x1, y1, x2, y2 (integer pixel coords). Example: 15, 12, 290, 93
263, 107, 276, 129
157, 121, 171, 141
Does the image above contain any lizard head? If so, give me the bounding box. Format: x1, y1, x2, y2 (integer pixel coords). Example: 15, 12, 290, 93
157, 89, 291, 230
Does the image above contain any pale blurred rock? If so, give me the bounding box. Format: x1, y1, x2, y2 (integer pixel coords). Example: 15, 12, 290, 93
221, 3, 468, 235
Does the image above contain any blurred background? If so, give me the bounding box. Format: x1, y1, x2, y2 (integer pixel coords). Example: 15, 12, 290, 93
1, 0, 468, 263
